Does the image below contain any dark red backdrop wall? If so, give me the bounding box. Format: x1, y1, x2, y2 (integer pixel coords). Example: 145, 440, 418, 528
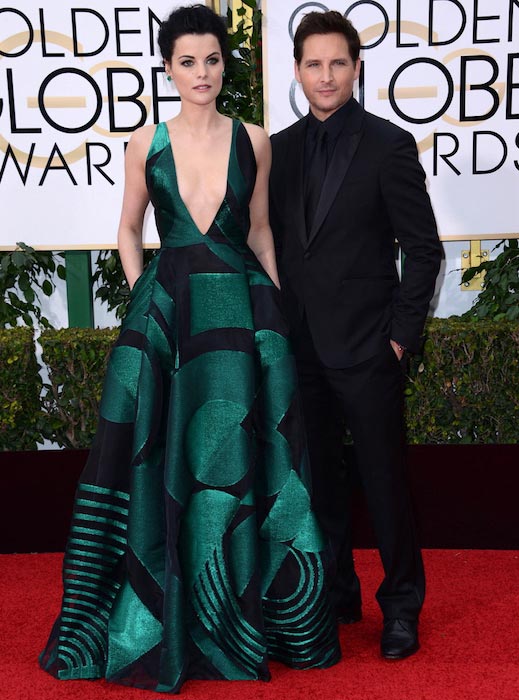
1, 445, 518, 553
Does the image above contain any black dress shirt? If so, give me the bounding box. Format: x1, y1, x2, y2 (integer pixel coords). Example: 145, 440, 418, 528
303, 97, 357, 190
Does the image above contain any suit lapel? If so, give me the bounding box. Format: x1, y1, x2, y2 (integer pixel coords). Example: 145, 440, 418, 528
307, 100, 365, 247
284, 116, 308, 250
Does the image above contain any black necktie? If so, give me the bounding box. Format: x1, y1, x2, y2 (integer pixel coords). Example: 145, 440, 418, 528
305, 123, 328, 234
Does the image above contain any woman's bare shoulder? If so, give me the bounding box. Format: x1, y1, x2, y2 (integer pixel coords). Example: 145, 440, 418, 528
242, 122, 268, 142
126, 124, 157, 159
241, 122, 270, 158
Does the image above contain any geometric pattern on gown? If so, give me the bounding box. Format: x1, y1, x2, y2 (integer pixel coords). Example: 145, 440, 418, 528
39, 119, 341, 693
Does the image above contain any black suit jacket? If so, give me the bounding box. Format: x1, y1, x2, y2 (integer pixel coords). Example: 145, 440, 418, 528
270, 99, 442, 368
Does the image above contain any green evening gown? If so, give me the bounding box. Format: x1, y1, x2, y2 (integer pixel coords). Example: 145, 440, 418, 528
39, 119, 341, 693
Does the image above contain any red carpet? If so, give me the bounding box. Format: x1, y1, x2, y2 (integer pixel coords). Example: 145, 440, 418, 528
1, 550, 518, 700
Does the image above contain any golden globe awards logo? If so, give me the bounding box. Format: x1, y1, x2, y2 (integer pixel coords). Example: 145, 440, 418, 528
0, 5, 178, 188
288, 0, 519, 177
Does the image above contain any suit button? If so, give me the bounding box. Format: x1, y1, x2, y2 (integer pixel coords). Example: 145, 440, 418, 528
304, 251, 311, 260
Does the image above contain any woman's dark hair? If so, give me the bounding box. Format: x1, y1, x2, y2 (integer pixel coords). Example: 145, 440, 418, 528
294, 11, 361, 64
158, 4, 229, 62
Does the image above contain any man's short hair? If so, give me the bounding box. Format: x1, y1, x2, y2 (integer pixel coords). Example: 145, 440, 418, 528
293, 11, 361, 64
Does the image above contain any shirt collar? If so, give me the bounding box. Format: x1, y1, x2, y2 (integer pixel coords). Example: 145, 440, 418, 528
307, 97, 356, 141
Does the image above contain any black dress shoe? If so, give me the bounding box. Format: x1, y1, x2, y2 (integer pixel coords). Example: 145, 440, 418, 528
381, 619, 419, 659
336, 605, 362, 624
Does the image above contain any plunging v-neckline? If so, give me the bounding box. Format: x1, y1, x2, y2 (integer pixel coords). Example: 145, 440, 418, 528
165, 120, 235, 237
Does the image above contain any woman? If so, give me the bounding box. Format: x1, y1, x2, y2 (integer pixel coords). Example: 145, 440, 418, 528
40, 5, 340, 693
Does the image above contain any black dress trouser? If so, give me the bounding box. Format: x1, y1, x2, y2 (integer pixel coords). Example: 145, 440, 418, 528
292, 317, 425, 621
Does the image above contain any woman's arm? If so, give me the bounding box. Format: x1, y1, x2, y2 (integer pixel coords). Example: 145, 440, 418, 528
117, 126, 154, 290
243, 123, 280, 289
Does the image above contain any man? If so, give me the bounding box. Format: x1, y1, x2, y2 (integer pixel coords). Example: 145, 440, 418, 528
269, 11, 442, 660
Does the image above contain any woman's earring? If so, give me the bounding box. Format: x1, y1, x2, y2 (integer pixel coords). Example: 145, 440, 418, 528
222, 70, 225, 77
167, 75, 172, 82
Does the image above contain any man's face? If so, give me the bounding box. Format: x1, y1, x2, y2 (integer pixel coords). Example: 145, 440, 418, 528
295, 32, 360, 121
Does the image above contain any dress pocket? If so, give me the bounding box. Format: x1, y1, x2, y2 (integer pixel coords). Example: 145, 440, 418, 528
129, 272, 145, 297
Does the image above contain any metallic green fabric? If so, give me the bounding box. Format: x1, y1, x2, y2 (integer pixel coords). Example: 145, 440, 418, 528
40, 120, 340, 694
189, 273, 254, 334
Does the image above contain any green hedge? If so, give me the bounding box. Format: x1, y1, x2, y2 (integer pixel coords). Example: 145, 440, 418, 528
1, 320, 518, 450
40, 328, 118, 449
0, 328, 42, 450
406, 318, 519, 443
38, 319, 519, 446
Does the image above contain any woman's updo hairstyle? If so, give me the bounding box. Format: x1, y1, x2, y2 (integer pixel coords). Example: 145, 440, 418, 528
158, 4, 229, 62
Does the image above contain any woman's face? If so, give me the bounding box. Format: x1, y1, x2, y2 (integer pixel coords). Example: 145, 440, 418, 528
165, 33, 224, 106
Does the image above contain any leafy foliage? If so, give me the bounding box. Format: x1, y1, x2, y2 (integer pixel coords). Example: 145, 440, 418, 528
39, 327, 118, 448
4, 319, 517, 450
0, 243, 65, 329
461, 239, 519, 321
405, 318, 519, 443
0, 328, 42, 450
92, 249, 156, 320
218, 0, 263, 125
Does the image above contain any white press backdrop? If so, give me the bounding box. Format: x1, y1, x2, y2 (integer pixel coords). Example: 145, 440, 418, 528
1, 1, 518, 319
263, 0, 519, 241
1, 1, 191, 250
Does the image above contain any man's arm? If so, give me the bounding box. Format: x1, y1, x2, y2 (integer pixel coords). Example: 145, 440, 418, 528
380, 130, 442, 353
